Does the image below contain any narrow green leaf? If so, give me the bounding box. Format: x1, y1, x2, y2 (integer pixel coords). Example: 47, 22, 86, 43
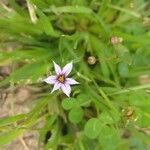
0, 61, 48, 86
0, 114, 27, 127
44, 6, 92, 14
36, 8, 59, 37
0, 129, 25, 148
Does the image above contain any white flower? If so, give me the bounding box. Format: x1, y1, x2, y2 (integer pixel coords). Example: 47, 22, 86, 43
44, 61, 79, 97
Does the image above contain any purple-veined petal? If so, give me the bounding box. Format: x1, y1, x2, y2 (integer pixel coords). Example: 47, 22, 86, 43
61, 83, 71, 97
66, 78, 79, 85
51, 82, 61, 93
62, 62, 73, 76
53, 61, 62, 74
43, 76, 56, 84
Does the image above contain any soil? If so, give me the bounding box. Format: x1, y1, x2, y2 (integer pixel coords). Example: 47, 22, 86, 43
0, 86, 38, 150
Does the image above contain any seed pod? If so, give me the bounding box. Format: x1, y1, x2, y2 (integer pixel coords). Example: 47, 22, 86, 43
122, 107, 135, 121
110, 36, 123, 44
126, 107, 134, 117
87, 56, 97, 65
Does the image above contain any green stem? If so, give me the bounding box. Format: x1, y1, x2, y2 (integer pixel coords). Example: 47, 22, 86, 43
98, 88, 117, 112
92, 79, 118, 112
109, 83, 150, 95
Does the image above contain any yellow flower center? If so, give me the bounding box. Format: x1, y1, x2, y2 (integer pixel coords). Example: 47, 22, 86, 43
57, 75, 65, 83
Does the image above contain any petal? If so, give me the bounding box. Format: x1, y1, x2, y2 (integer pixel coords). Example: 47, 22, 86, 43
53, 61, 62, 74
43, 76, 56, 84
62, 62, 73, 76
51, 82, 61, 93
61, 83, 71, 97
66, 78, 79, 85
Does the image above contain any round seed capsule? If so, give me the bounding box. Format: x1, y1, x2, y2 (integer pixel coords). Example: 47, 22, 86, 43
87, 56, 97, 65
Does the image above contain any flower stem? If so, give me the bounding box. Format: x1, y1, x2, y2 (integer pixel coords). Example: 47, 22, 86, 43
109, 83, 150, 95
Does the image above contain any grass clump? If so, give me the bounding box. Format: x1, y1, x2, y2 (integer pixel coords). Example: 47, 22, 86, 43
0, 0, 150, 149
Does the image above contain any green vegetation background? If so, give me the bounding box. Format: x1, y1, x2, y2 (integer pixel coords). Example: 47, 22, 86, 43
0, 0, 150, 149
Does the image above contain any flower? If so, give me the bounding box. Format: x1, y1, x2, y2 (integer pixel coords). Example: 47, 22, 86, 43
43, 61, 79, 97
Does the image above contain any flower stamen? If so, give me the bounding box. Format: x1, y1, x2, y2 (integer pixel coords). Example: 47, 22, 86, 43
57, 75, 65, 83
